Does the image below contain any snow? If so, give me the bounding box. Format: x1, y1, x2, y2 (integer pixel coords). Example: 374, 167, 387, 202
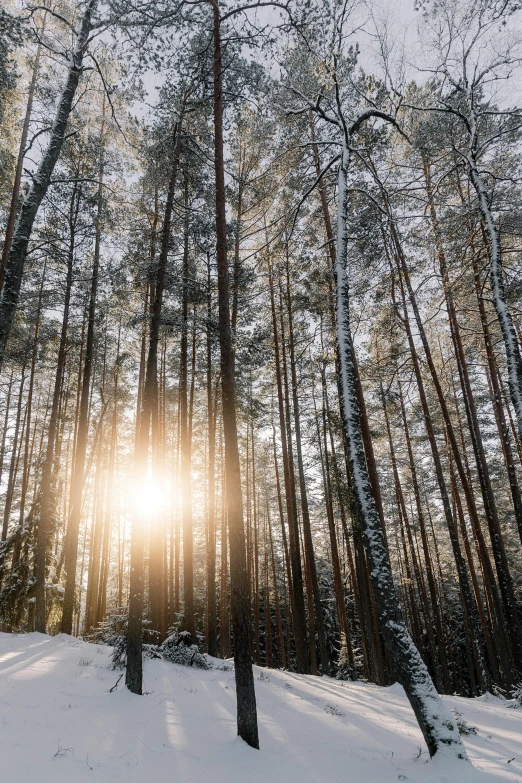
1, 633, 521, 783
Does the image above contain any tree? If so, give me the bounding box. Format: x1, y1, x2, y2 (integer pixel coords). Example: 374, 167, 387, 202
0, 0, 97, 372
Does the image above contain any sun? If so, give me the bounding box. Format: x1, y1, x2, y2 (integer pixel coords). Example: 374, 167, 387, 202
134, 475, 168, 519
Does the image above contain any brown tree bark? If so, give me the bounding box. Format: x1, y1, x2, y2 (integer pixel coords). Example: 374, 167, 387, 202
127, 118, 182, 693
268, 260, 309, 674
284, 247, 329, 675
206, 254, 218, 657
211, 2, 258, 745
61, 115, 106, 635
180, 174, 194, 636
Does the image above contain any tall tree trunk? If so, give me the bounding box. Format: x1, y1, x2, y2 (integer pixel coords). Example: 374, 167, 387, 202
17, 265, 45, 531
310, 113, 387, 543
268, 261, 309, 673
266, 496, 286, 669
36, 211, 74, 631
206, 255, 218, 656
127, 118, 182, 693
320, 356, 354, 675
180, 173, 194, 636
334, 140, 466, 759
284, 247, 329, 674
61, 112, 105, 635
97, 340, 120, 626
398, 385, 452, 693
220, 428, 230, 658
211, 1, 258, 748
84, 441, 105, 634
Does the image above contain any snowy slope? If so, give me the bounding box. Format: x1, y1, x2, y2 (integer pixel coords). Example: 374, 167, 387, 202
1, 633, 521, 782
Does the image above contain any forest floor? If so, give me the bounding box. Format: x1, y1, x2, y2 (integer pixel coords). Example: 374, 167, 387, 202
1, 632, 521, 782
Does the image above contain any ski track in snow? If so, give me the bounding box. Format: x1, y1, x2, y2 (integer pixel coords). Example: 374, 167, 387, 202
1, 632, 521, 782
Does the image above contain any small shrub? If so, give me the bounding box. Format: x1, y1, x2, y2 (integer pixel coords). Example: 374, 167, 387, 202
335, 640, 357, 681
214, 662, 232, 672
88, 613, 209, 671
509, 682, 522, 708
452, 709, 478, 736
160, 630, 210, 669
87, 609, 160, 669
491, 683, 507, 700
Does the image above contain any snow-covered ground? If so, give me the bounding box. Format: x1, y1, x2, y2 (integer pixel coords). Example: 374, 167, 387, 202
1, 632, 521, 782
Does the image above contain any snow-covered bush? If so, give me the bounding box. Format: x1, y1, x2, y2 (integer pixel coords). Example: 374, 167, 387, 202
335, 640, 357, 681
451, 709, 478, 736
509, 683, 522, 708
87, 609, 161, 669
160, 630, 210, 669
88, 614, 210, 670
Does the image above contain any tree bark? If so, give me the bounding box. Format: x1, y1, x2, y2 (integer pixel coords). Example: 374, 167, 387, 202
284, 247, 329, 675
180, 173, 194, 637
268, 261, 309, 673
211, 0, 258, 748
35, 184, 76, 632
206, 254, 218, 656
61, 111, 105, 635
334, 140, 465, 759
127, 119, 182, 693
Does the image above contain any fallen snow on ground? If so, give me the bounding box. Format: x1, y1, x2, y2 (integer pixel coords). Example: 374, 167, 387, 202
1, 633, 521, 782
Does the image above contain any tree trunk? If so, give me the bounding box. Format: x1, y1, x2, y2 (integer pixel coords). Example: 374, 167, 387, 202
334, 141, 466, 760
61, 115, 105, 635
127, 118, 182, 693
320, 356, 355, 675
284, 247, 329, 674
206, 255, 218, 656
211, 1, 258, 748
399, 384, 452, 693
268, 261, 309, 674
180, 173, 194, 636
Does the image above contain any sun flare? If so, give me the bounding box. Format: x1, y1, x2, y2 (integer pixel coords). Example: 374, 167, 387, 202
134, 476, 168, 518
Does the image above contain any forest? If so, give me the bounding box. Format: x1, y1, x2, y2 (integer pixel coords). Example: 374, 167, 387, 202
1, 0, 522, 774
